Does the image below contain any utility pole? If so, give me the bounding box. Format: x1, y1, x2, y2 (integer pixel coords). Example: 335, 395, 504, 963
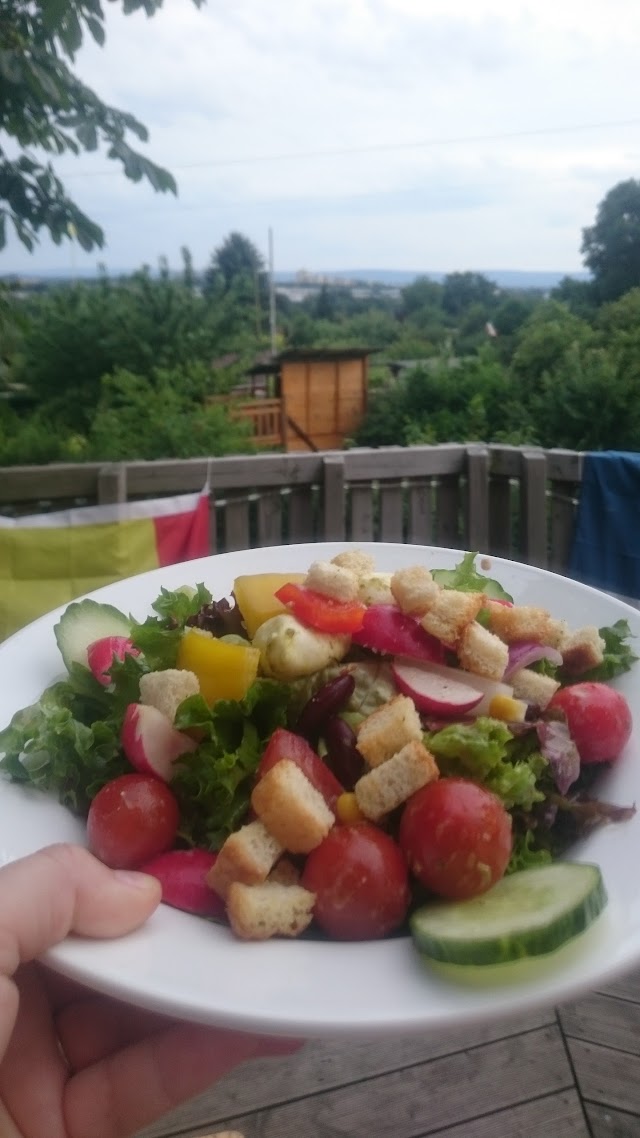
268, 226, 277, 355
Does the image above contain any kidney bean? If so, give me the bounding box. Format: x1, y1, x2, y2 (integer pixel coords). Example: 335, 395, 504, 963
323, 716, 365, 790
296, 672, 356, 741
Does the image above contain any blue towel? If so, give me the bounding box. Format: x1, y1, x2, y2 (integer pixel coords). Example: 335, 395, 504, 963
569, 451, 640, 599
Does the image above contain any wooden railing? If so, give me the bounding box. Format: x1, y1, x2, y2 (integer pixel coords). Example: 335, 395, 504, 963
0, 444, 584, 573
207, 397, 287, 448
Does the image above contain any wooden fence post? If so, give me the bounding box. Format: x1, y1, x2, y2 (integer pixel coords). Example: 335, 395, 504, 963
520, 449, 548, 568
97, 464, 127, 505
323, 455, 346, 540
466, 446, 490, 552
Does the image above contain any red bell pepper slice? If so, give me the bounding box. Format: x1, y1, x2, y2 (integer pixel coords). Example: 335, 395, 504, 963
275, 582, 366, 634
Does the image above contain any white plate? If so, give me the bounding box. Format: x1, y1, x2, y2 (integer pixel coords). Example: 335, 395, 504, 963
1, 542, 640, 1038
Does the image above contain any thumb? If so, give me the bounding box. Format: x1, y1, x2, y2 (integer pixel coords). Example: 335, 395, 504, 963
0, 843, 161, 978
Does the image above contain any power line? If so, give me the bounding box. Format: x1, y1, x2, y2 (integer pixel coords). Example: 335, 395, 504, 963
64, 116, 640, 179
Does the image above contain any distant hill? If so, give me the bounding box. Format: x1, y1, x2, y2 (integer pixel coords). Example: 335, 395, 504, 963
2, 266, 589, 291
275, 268, 590, 291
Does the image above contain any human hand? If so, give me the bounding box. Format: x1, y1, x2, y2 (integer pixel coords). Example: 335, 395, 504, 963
0, 844, 299, 1138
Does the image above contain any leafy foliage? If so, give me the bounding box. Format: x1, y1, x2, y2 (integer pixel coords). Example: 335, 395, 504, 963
0, 0, 202, 251
582, 179, 640, 303
5, 186, 640, 463
87, 365, 255, 461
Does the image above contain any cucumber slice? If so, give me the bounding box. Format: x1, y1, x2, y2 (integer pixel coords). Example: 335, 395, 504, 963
410, 862, 607, 966
54, 599, 132, 672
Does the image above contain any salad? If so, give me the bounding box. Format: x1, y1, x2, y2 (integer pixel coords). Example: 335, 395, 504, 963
0, 548, 636, 971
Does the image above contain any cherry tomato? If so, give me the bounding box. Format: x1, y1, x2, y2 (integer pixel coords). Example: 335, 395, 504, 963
301, 822, 410, 940
275, 582, 366, 634
87, 773, 180, 869
257, 727, 344, 811
549, 682, 632, 764
399, 778, 512, 900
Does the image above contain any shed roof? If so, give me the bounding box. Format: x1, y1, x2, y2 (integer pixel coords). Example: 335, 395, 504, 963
246, 346, 373, 376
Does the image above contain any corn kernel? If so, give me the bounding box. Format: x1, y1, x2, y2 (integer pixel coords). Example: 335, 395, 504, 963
336, 792, 365, 825
488, 694, 528, 722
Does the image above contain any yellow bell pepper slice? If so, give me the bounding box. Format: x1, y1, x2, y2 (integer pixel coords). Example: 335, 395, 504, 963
176, 628, 260, 704
233, 572, 305, 639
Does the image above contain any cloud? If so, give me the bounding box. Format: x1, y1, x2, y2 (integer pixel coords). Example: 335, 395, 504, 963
2, 0, 640, 274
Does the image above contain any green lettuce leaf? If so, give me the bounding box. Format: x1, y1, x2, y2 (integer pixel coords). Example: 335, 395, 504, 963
130, 583, 212, 671
425, 717, 548, 810
171, 678, 292, 849
431, 551, 513, 601
507, 829, 553, 874
0, 680, 128, 814
573, 619, 638, 682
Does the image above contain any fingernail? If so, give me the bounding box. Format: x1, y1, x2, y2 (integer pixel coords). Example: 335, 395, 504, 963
113, 869, 160, 891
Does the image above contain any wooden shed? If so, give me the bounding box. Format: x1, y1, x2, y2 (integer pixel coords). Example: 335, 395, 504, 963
241, 347, 371, 451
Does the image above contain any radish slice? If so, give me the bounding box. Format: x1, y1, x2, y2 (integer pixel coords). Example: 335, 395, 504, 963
392, 658, 484, 716
352, 605, 445, 662
121, 703, 198, 782
392, 657, 514, 717
87, 635, 140, 686
139, 848, 226, 919
504, 640, 563, 680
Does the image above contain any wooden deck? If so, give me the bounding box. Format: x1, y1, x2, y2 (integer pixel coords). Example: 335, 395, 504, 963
139, 965, 640, 1138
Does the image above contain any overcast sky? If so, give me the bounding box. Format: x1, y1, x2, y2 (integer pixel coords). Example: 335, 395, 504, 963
4, 0, 640, 277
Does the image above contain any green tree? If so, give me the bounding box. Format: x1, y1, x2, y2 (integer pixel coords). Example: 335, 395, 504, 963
0, 0, 202, 253
527, 344, 639, 450
14, 268, 256, 430
442, 272, 499, 318
509, 301, 594, 395
354, 350, 524, 448
88, 365, 254, 461
204, 232, 265, 293
399, 275, 443, 318
550, 275, 597, 320
581, 180, 640, 303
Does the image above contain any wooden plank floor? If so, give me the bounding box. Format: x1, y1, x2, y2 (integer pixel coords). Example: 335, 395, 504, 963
137, 964, 640, 1138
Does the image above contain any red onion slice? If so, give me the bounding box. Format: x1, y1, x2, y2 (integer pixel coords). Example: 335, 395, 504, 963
352, 605, 445, 663
504, 640, 563, 680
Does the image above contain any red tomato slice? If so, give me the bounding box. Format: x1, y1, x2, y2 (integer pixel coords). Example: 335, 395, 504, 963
257, 727, 344, 811
548, 681, 632, 764
399, 778, 512, 900
301, 822, 410, 940
87, 773, 180, 870
275, 582, 366, 634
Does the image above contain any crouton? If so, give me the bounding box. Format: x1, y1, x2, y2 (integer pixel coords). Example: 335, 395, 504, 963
487, 602, 566, 647
390, 565, 440, 616
547, 618, 570, 648
355, 740, 439, 822
356, 573, 395, 606
139, 668, 200, 723
206, 820, 283, 901
457, 621, 509, 681
226, 881, 315, 941
510, 667, 560, 710
331, 549, 376, 577
561, 626, 605, 676
356, 694, 423, 768
251, 760, 334, 854
304, 560, 359, 601
420, 589, 483, 646
267, 857, 301, 886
